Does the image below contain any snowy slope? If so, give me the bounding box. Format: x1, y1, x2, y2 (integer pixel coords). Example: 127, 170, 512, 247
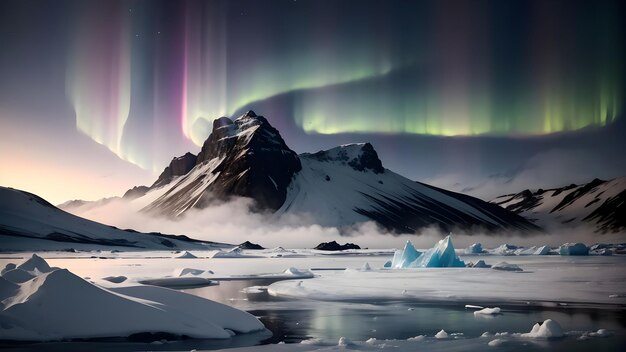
276, 143, 538, 233
0, 255, 265, 341
0, 187, 217, 251
491, 177, 626, 233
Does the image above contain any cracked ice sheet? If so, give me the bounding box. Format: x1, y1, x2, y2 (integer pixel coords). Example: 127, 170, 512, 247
268, 262, 626, 308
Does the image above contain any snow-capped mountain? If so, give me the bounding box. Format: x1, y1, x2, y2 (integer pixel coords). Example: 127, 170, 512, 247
143, 111, 301, 216
0, 186, 220, 251
491, 177, 626, 233
133, 111, 538, 233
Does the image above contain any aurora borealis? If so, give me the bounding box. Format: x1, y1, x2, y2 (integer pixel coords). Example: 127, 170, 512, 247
1, 0, 625, 204
60, 0, 625, 170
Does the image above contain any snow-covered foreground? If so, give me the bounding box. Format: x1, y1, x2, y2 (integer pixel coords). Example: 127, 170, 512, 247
0, 248, 624, 351
0, 255, 267, 341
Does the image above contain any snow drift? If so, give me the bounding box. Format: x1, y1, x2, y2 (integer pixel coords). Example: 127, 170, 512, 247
0, 254, 265, 341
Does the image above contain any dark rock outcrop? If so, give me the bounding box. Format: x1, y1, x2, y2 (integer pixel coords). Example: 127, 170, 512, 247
306, 143, 384, 174
152, 152, 198, 188
314, 241, 361, 251
238, 241, 265, 250
123, 186, 149, 200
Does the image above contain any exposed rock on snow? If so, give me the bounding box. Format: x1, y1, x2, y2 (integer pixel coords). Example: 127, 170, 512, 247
102, 275, 128, 284
174, 268, 211, 277
491, 177, 626, 233
314, 241, 361, 251
0, 255, 265, 341
470, 260, 491, 268
238, 241, 265, 250
211, 247, 247, 258
559, 243, 589, 256
391, 235, 465, 268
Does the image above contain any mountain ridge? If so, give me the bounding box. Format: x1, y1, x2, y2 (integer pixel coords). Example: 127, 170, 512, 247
131, 111, 539, 234
491, 177, 626, 233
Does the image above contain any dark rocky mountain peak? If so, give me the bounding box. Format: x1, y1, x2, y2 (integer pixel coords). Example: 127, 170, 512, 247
152, 152, 198, 188
122, 186, 149, 200
144, 111, 301, 214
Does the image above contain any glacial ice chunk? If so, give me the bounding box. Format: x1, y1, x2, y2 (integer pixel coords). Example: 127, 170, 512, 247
522, 319, 563, 338
491, 262, 522, 272
391, 241, 422, 268
515, 245, 551, 255
391, 235, 465, 268
559, 243, 589, 256
464, 243, 484, 254
492, 244, 518, 255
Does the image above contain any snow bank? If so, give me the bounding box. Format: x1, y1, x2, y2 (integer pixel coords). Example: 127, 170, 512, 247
174, 268, 213, 277
211, 247, 247, 258
559, 243, 589, 256
391, 235, 464, 268
0, 254, 265, 341
176, 251, 198, 259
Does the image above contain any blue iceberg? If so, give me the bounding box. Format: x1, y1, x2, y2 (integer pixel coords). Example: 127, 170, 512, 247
391, 241, 422, 268
391, 235, 465, 268
464, 243, 484, 254
559, 243, 589, 256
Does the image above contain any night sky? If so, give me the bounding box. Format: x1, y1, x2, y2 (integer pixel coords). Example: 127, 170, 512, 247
0, 0, 625, 204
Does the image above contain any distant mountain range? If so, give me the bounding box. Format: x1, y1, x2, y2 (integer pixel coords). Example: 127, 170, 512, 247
72, 110, 536, 234
0, 186, 223, 251
491, 177, 626, 233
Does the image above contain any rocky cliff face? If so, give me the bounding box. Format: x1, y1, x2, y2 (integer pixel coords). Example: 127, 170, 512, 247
491, 177, 626, 233
194, 110, 302, 210
151, 152, 198, 189
142, 111, 301, 215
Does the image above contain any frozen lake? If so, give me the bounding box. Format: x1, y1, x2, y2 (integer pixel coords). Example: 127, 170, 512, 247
0, 251, 624, 351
